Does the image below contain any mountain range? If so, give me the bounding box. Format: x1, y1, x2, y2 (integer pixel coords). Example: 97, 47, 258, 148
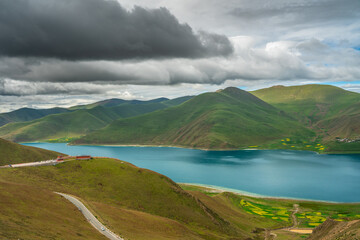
0, 84, 359, 153
0, 107, 70, 127
0, 96, 192, 142
74, 87, 314, 149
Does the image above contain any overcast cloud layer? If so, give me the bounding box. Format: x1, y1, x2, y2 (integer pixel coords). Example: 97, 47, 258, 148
0, 0, 360, 111
0, 0, 232, 60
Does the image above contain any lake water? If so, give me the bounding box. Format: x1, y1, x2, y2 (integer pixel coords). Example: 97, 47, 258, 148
23, 143, 360, 202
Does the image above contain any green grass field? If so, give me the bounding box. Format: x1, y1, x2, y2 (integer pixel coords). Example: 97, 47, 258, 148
181, 184, 360, 239
0, 138, 59, 165
0, 181, 107, 240
0, 158, 241, 239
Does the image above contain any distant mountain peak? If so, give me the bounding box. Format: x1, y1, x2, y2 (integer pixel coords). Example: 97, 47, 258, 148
222, 86, 246, 93
219, 87, 251, 96
271, 85, 285, 88
219, 86, 274, 108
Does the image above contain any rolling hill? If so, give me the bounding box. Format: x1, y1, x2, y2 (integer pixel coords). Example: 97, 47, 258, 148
69, 96, 193, 110
1, 85, 358, 152
0, 181, 107, 240
0, 96, 192, 142
74, 87, 314, 149
252, 84, 360, 152
0, 106, 120, 142
0, 107, 70, 127
0, 138, 59, 165
0, 158, 244, 239
252, 84, 360, 137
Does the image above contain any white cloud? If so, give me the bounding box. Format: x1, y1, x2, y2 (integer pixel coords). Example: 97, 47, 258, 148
2, 37, 359, 86
0, 0, 359, 111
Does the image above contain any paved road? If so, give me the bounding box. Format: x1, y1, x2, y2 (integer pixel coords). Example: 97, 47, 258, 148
55, 192, 123, 240
2, 159, 60, 168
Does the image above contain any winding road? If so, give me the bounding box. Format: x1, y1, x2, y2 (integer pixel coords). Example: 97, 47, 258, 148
2, 159, 60, 168
1, 159, 124, 239
55, 192, 123, 240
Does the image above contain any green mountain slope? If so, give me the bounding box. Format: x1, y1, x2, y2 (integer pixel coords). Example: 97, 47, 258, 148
0, 96, 192, 142
307, 219, 360, 240
0, 181, 107, 240
251, 84, 360, 125
108, 97, 192, 118
69, 96, 192, 110
0, 106, 120, 142
162, 96, 194, 107
252, 85, 360, 150
0, 158, 245, 239
0, 107, 70, 127
75, 87, 314, 149
0, 138, 59, 165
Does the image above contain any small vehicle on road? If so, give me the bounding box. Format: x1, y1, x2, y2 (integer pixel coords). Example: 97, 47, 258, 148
101, 226, 105, 231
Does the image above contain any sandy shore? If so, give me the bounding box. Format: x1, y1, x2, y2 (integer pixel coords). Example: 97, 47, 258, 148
179, 183, 342, 203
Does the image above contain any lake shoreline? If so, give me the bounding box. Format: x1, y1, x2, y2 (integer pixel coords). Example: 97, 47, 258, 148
20, 141, 360, 154
68, 143, 360, 155
180, 183, 360, 204
21, 142, 360, 202
69, 142, 324, 153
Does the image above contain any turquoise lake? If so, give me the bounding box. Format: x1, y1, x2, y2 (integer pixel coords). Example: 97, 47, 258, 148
23, 143, 360, 202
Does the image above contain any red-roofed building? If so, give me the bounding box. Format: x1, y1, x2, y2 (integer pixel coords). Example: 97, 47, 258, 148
76, 155, 92, 160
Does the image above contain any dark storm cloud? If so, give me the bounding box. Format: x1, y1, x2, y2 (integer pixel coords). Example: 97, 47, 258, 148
0, 0, 233, 60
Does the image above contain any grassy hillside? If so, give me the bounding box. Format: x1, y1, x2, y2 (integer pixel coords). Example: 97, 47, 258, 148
252, 85, 360, 140
0, 181, 107, 240
2, 84, 358, 152
182, 184, 360, 240
0, 158, 247, 239
0, 158, 359, 239
0, 106, 121, 142
69, 98, 165, 110
108, 101, 180, 118
251, 84, 359, 110
0, 107, 69, 127
0, 97, 192, 143
307, 219, 360, 240
75, 87, 314, 149
162, 96, 194, 107
0, 138, 59, 165
69, 96, 192, 110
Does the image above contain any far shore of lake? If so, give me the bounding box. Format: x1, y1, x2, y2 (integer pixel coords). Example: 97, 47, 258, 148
69, 143, 360, 154
19, 141, 360, 154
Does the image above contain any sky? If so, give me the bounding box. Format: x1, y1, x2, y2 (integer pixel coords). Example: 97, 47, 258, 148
0, 0, 360, 112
